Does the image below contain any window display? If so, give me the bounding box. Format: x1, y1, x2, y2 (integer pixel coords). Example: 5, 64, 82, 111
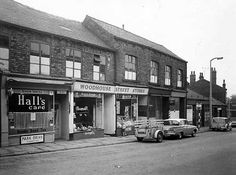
8, 90, 54, 135
73, 95, 102, 132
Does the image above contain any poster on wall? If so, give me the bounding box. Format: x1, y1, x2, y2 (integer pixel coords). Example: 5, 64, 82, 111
8, 93, 52, 112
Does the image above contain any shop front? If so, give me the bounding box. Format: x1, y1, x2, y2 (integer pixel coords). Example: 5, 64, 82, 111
70, 82, 115, 140
148, 87, 171, 120
170, 91, 187, 119
0, 76, 71, 147
115, 86, 149, 136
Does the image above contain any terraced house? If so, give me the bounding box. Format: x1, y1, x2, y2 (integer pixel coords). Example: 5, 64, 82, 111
0, 0, 187, 147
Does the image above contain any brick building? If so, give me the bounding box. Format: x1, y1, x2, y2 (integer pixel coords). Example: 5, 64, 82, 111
83, 16, 188, 125
188, 71, 227, 127
0, 0, 187, 146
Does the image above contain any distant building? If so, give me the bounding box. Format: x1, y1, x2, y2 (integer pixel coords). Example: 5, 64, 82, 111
187, 71, 227, 127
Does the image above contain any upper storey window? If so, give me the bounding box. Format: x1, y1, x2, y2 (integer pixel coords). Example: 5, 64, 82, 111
0, 35, 9, 70
150, 61, 158, 84
165, 65, 171, 86
125, 54, 136, 80
177, 69, 183, 87
66, 48, 81, 78
93, 54, 106, 81
30, 42, 50, 75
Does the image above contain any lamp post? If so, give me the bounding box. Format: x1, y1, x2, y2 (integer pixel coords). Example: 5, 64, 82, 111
209, 57, 223, 128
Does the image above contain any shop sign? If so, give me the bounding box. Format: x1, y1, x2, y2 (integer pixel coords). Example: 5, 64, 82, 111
74, 82, 114, 93
9, 94, 51, 112
115, 86, 148, 95
20, 134, 44, 144
74, 92, 101, 98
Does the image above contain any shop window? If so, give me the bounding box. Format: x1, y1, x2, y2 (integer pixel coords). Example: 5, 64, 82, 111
165, 65, 171, 86
116, 95, 138, 134
0, 35, 9, 70
177, 69, 183, 87
8, 91, 54, 135
30, 42, 50, 75
150, 61, 158, 83
125, 54, 136, 80
93, 54, 106, 81
66, 48, 81, 78
73, 95, 103, 132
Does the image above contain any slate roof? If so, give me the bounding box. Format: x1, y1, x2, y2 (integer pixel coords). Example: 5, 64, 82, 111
187, 88, 225, 106
86, 16, 186, 62
0, 0, 112, 50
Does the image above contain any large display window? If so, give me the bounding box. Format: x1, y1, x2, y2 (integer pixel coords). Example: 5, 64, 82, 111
8, 89, 54, 135
73, 93, 103, 132
116, 95, 138, 135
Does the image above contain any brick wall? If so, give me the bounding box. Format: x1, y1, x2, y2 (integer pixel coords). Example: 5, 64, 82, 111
83, 17, 187, 90
0, 24, 115, 83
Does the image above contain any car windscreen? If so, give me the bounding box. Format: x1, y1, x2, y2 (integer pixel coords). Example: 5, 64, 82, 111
163, 120, 179, 126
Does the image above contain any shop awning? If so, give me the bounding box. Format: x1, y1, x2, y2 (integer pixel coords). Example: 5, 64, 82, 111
6, 77, 72, 91
149, 88, 171, 96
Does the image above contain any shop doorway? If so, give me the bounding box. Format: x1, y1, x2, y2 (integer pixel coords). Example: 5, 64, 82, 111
54, 103, 61, 139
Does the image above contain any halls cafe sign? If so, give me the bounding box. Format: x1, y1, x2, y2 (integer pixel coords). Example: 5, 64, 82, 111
8, 90, 53, 112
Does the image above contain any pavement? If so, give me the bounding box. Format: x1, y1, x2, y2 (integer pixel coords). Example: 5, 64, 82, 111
0, 127, 210, 158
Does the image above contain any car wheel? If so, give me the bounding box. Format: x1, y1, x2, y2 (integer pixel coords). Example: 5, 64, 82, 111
177, 132, 183, 139
156, 132, 163, 143
137, 137, 143, 142
191, 130, 197, 137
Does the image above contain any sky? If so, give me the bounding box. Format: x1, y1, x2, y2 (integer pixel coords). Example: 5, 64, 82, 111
15, 0, 236, 97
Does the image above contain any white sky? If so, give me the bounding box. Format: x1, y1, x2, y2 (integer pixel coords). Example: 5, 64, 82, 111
15, 0, 236, 97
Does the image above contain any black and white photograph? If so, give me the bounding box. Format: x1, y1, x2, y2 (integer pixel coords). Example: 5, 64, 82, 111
0, 0, 235, 174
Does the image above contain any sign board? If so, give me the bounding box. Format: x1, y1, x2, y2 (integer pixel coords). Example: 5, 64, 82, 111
20, 134, 44, 144
74, 82, 149, 95
9, 94, 51, 112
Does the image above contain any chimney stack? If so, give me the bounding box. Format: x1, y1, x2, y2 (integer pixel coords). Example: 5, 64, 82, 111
223, 79, 226, 89
199, 72, 204, 80
122, 24, 124, 30
212, 67, 217, 85
190, 71, 196, 85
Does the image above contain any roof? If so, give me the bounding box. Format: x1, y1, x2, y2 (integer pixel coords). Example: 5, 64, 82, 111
0, 0, 112, 50
86, 16, 186, 62
187, 88, 208, 101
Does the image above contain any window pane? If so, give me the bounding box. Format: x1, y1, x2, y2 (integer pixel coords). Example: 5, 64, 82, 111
93, 65, 99, 72
125, 71, 128, 79
0, 59, 9, 70
0, 48, 9, 59
74, 50, 81, 58
74, 62, 81, 69
41, 65, 50, 75
31, 42, 39, 53
74, 70, 81, 78
66, 60, 73, 68
30, 64, 39, 74
41, 57, 50, 65
65, 48, 71, 57
0, 36, 9, 48
30, 55, 40, 64
93, 72, 99, 80
100, 56, 106, 65
66, 68, 73, 77
41, 44, 50, 56
133, 72, 136, 80
100, 73, 105, 81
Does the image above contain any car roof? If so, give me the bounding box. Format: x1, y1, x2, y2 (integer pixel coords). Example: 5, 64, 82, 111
213, 117, 228, 120
164, 119, 187, 122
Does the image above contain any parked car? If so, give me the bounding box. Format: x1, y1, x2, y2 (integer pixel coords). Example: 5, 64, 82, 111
211, 117, 232, 131
163, 119, 198, 139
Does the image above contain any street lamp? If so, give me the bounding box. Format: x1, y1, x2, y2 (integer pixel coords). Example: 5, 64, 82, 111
209, 57, 223, 128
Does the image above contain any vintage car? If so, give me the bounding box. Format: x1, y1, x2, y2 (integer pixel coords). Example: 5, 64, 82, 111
211, 117, 232, 131
134, 119, 164, 143
163, 119, 198, 139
